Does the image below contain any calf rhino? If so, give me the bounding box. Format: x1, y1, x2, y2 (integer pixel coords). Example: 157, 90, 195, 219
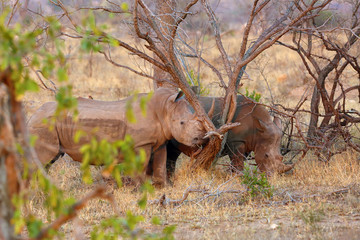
155, 95, 293, 178
28, 88, 205, 186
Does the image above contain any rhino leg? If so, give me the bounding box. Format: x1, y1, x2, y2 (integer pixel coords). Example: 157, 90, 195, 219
152, 145, 167, 188
227, 142, 246, 172
29, 126, 61, 166
134, 145, 152, 187
166, 140, 182, 180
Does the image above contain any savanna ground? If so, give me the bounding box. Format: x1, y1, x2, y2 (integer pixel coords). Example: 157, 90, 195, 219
24, 32, 360, 239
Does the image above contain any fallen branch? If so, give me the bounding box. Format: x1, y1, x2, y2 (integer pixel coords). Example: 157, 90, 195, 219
149, 174, 246, 208
266, 184, 356, 206
32, 186, 119, 240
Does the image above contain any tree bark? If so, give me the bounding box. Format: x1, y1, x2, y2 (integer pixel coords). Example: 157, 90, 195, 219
307, 55, 341, 139
153, 0, 177, 90
0, 83, 19, 240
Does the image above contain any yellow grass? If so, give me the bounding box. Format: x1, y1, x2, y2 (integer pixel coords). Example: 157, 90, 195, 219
23, 32, 360, 239
27, 152, 360, 239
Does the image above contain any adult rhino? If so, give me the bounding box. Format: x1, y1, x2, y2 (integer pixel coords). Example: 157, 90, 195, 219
28, 88, 206, 186
154, 95, 293, 179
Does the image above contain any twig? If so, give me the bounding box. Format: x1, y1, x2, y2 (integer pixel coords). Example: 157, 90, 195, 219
149, 173, 246, 208
33, 186, 118, 240
203, 131, 223, 140
203, 122, 241, 140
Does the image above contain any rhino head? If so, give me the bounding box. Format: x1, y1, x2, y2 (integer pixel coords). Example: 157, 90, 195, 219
254, 116, 293, 174
161, 90, 205, 147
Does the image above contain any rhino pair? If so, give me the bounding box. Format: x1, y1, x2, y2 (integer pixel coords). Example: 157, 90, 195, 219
150, 95, 293, 183
28, 88, 292, 187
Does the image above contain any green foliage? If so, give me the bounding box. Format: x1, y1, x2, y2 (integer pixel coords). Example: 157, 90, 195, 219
241, 164, 273, 198
125, 92, 153, 123
186, 69, 209, 96
0, 9, 40, 98
55, 85, 78, 117
26, 216, 44, 238
121, 3, 129, 12
140, 91, 153, 116
78, 134, 146, 186
243, 87, 261, 102
0, 10, 77, 120
78, 11, 120, 54
126, 94, 138, 123
91, 212, 175, 240
12, 171, 76, 239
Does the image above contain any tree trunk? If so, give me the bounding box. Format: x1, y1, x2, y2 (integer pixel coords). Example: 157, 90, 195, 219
0, 83, 19, 240
153, 0, 177, 90
307, 84, 320, 140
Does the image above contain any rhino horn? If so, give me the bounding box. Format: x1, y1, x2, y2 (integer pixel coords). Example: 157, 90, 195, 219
207, 98, 215, 119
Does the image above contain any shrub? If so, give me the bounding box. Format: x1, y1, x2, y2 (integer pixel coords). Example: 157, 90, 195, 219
241, 164, 273, 198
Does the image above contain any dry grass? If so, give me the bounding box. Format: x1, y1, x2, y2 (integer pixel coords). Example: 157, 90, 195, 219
27, 152, 360, 239
23, 32, 360, 239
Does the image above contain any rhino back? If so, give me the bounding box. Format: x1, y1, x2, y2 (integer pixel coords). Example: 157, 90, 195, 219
198, 97, 222, 128
199, 95, 248, 128
56, 100, 128, 158
227, 97, 274, 153
199, 96, 257, 153
57, 95, 163, 159
27, 102, 57, 127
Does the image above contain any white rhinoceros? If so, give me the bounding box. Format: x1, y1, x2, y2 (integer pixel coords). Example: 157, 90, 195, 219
28, 87, 205, 186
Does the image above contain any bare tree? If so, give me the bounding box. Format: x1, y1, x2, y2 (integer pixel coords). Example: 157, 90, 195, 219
277, 0, 360, 158
40, 0, 334, 169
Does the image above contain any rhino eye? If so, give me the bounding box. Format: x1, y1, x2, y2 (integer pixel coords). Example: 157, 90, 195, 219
265, 153, 269, 158
180, 121, 185, 125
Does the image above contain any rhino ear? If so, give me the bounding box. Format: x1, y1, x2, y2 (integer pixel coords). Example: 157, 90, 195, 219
254, 117, 268, 133
273, 116, 282, 130
174, 91, 185, 102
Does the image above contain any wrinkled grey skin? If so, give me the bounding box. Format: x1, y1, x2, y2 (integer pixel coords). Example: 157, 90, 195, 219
28, 88, 206, 186
149, 95, 293, 180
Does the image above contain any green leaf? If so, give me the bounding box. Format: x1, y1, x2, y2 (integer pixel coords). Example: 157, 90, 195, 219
163, 225, 177, 237
23, 77, 39, 92
74, 130, 86, 143
151, 216, 161, 225
126, 102, 136, 123
121, 3, 129, 12
15, 143, 24, 155
138, 194, 147, 210
139, 92, 153, 117
27, 217, 43, 238
57, 67, 68, 82
29, 135, 38, 147
141, 180, 154, 194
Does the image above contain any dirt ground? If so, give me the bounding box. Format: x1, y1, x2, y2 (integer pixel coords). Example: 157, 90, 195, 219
28, 151, 359, 240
